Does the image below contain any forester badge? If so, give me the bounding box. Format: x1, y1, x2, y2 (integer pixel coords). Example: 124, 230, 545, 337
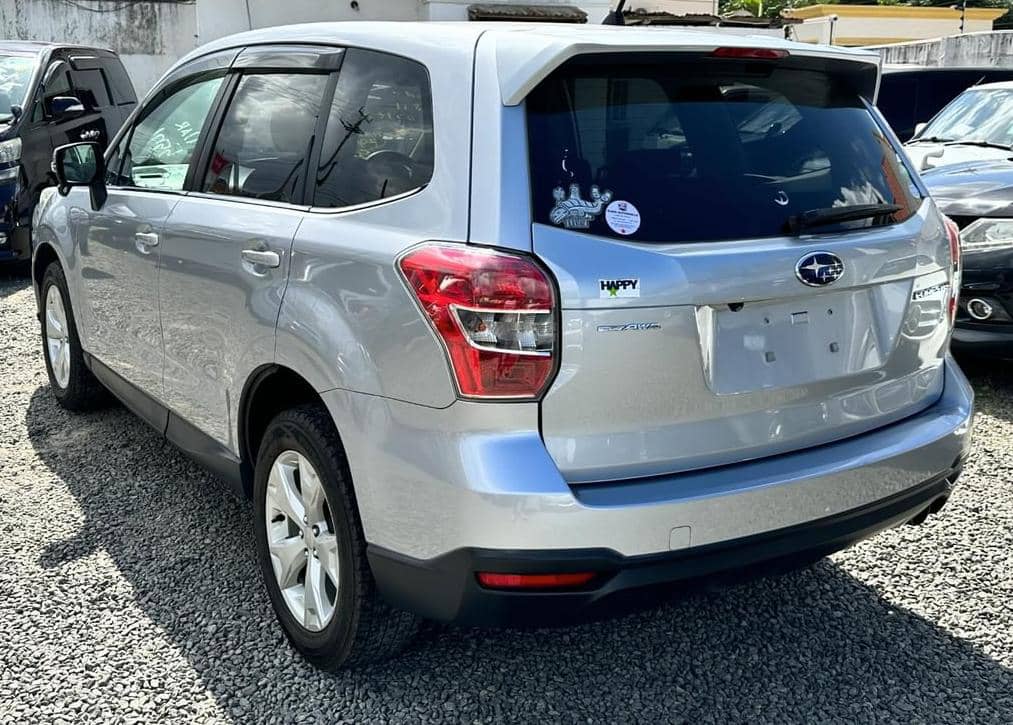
549, 183, 613, 230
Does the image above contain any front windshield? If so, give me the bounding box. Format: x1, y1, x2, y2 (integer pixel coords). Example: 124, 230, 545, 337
0, 55, 35, 121
916, 88, 1013, 146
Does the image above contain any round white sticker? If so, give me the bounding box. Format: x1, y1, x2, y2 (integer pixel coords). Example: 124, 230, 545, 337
605, 200, 641, 236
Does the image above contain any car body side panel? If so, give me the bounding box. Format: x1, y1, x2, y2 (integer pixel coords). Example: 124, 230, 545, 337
280, 195, 459, 409
278, 38, 474, 408
159, 196, 303, 454
468, 37, 533, 252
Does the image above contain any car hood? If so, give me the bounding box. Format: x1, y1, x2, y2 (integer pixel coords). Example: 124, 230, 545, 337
904, 142, 1013, 174
922, 159, 1013, 218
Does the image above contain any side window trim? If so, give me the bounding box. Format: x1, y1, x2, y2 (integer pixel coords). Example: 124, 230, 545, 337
106, 70, 232, 195
302, 70, 341, 207
183, 72, 241, 193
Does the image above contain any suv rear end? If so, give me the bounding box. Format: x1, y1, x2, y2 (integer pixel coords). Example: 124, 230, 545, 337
362, 34, 974, 625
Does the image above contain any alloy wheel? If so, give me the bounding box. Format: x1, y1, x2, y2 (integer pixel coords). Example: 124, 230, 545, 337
45, 285, 71, 389
264, 450, 341, 632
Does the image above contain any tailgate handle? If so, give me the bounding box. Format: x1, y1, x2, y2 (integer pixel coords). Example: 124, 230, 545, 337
241, 249, 281, 269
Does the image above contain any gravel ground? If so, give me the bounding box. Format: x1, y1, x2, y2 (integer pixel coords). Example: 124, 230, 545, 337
2, 267, 1012, 724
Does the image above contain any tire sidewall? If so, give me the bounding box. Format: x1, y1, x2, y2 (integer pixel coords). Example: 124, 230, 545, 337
253, 412, 361, 663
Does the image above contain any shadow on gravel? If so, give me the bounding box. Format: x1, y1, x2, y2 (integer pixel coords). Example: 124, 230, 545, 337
25, 384, 1013, 723
957, 353, 1013, 418
0, 267, 31, 299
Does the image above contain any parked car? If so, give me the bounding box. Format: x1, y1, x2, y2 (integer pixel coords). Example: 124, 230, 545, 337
878, 65, 1013, 142
31, 23, 973, 669
0, 41, 135, 264
922, 159, 1013, 356
905, 81, 1013, 172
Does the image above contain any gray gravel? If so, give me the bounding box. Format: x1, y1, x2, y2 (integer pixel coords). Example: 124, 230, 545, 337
2, 268, 1013, 724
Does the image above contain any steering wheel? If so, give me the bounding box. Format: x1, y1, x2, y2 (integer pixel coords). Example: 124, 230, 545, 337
365, 149, 415, 181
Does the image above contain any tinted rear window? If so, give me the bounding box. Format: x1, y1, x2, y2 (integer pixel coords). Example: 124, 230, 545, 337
526, 56, 922, 243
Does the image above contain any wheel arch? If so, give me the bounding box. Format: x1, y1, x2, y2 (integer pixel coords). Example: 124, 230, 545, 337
238, 363, 329, 497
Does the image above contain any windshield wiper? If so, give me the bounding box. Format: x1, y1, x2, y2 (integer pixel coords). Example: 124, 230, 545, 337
910, 135, 953, 143
944, 139, 1012, 151
786, 203, 901, 235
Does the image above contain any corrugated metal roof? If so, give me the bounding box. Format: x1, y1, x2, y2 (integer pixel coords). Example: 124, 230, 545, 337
467, 4, 587, 23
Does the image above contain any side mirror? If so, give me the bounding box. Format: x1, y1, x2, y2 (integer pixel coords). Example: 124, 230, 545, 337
53, 142, 106, 209
48, 95, 85, 122
913, 122, 928, 138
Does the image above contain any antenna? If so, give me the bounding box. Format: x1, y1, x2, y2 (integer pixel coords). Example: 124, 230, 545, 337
603, 0, 627, 26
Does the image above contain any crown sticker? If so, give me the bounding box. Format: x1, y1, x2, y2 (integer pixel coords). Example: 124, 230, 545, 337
550, 183, 613, 230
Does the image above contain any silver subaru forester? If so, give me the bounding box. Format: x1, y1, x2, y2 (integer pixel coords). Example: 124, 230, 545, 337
32, 22, 973, 669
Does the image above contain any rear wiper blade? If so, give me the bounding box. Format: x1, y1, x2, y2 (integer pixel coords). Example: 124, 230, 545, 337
944, 139, 1012, 151
786, 203, 901, 235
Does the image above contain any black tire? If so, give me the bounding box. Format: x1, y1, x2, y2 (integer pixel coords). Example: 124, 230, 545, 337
39, 262, 108, 411
253, 404, 419, 669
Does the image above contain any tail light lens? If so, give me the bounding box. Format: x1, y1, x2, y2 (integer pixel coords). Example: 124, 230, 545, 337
942, 215, 962, 327
398, 243, 557, 399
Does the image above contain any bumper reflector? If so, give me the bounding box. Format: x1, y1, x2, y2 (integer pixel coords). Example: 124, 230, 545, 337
476, 571, 597, 590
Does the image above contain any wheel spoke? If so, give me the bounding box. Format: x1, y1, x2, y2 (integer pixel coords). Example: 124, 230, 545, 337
45, 306, 65, 340
57, 343, 70, 383
267, 458, 305, 525
299, 458, 326, 522
269, 536, 306, 590
315, 532, 340, 587
304, 555, 333, 630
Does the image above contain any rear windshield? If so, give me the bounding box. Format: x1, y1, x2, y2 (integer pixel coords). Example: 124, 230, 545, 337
526, 55, 922, 243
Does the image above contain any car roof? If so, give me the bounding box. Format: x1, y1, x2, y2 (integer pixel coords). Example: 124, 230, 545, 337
966, 80, 1013, 91
175, 21, 880, 106
0, 40, 117, 57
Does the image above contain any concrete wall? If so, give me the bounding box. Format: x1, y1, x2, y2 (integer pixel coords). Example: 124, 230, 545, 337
786, 5, 1007, 47
0, 0, 198, 96
868, 31, 1013, 68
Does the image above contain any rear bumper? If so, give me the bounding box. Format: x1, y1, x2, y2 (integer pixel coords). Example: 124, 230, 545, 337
369, 468, 959, 626
323, 357, 973, 623
952, 324, 1013, 357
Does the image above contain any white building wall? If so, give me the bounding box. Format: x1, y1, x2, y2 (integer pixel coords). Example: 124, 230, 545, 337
0, 0, 198, 96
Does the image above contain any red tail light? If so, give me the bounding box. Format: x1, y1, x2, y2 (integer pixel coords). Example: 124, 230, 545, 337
398, 243, 557, 399
942, 215, 962, 327
476, 572, 597, 590
711, 47, 789, 60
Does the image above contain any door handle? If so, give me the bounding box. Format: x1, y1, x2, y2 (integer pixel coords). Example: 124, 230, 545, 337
134, 232, 159, 254
241, 249, 281, 269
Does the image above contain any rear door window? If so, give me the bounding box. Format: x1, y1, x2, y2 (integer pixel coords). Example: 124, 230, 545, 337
202, 72, 328, 204
526, 56, 922, 243
312, 48, 434, 209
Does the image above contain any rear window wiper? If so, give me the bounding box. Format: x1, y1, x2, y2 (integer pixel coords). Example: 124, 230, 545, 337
943, 139, 1012, 151
787, 203, 901, 235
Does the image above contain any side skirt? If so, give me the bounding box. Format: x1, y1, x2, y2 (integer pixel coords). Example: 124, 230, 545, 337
83, 352, 246, 497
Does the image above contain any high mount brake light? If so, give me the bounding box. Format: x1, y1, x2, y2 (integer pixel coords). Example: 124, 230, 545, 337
398, 243, 557, 399
943, 215, 962, 328
711, 47, 790, 60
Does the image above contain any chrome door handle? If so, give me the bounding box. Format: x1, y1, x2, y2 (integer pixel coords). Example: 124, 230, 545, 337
241, 249, 281, 269
134, 232, 159, 254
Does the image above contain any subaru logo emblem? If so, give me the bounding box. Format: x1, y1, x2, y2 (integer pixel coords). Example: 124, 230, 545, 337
795, 252, 845, 287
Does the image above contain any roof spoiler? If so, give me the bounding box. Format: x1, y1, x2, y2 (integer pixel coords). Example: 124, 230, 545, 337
602, 0, 626, 26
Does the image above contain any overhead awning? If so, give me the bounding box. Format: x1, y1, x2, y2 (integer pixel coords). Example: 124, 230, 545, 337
467, 4, 588, 23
